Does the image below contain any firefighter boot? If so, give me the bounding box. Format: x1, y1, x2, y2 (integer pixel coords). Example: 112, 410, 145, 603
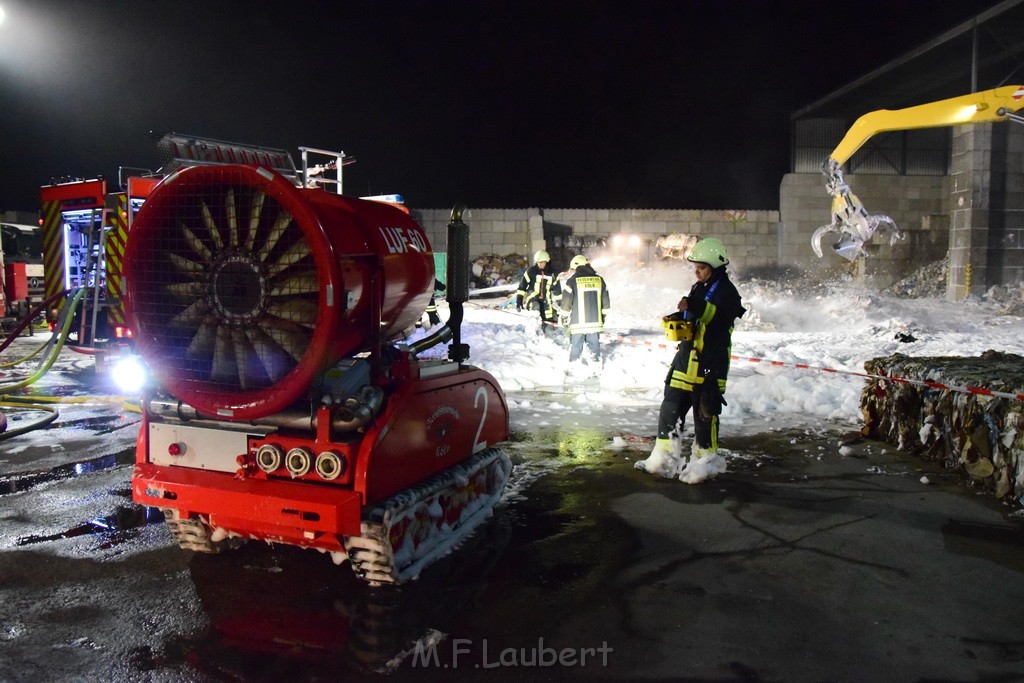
634, 438, 678, 477
679, 442, 728, 484
691, 442, 717, 460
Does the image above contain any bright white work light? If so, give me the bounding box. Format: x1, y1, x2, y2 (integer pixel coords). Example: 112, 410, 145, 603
112, 355, 148, 394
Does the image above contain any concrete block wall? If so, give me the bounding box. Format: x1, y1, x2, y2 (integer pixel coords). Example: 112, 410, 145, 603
412, 207, 538, 259
1000, 123, 1024, 287
412, 206, 781, 276
780, 173, 949, 286
413, 178, 949, 289
949, 125, 994, 300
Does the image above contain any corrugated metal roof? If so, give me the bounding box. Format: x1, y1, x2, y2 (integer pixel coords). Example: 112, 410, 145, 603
792, 0, 1024, 121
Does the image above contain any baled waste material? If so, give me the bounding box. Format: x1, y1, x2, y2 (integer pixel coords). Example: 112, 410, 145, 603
861, 350, 1024, 501
470, 253, 528, 288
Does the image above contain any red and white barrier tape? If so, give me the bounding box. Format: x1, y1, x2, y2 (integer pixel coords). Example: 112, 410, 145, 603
607, 334, 1024, 402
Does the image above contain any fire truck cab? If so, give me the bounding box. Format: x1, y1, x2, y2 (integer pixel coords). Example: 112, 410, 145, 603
0, 221, 44, 328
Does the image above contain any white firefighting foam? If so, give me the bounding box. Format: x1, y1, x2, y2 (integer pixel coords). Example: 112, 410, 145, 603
408, 258, 1024, 485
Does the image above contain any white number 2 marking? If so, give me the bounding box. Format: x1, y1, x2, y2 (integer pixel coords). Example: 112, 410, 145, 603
473, 385, 488, 453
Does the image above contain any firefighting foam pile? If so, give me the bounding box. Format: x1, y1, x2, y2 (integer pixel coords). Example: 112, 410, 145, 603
410, 256, 1024, 493
632, 441, 727, 485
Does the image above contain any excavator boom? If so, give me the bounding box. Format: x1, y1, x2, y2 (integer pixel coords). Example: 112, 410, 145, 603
829, 85, 1024, 166
813, 85, 1024, 261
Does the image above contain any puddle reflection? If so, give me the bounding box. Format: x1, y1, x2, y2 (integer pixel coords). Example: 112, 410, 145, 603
157, 509, 513, 678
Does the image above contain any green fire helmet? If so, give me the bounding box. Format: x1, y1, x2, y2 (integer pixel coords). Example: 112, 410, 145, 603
533, 250, 551, 263
687, 237, 729, 266
569, 254, 589, 269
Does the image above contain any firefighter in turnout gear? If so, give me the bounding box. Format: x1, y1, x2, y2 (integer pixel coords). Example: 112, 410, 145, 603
636, 237, 745, 482
423, 279, 446, 328
559, 255, 610, 371
550, 262, 577, 330
516, 250, 558, 330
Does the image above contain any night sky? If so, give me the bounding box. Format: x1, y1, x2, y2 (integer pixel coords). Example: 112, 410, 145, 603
0, 0, 1005, 213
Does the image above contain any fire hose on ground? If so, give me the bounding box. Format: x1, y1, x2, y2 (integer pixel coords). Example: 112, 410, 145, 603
0, 288, 88, 439
1, 291, 67, 362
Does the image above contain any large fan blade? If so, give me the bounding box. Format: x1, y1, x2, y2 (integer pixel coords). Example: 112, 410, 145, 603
169, 252, 207, 277
245, 327, 291, 383
201, 200, 225, 250
164, 281, 207, 298
266, 240, 311, 277
231, 328, 251, 390
226, 189, 239, 247
262, 318, 310, 362
258, 210, 292, 260
170, 299, 210, 328
181, 222, 213, 263
246, 191, 265, 252
187, 317, 217, 359
266, 299, 318, 327
210, 324, 237, 385
269, 271, 318, 296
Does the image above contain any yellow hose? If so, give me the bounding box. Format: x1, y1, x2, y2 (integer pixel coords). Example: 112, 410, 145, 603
0, 402, 59, 440
0, 338, 50, 368
0, 394, 131, 405
0, 288, 87, 395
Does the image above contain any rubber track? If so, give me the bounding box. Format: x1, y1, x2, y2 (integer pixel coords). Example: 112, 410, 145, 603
163, 509, 244, 553
345, 448, 512, 585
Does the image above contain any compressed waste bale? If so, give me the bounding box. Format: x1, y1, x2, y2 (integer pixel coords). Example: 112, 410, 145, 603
470, 253, 527, 288
861, 350, 1024, 501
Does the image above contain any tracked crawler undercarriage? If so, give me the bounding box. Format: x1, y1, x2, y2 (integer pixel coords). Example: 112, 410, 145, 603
161, 449, 512, 585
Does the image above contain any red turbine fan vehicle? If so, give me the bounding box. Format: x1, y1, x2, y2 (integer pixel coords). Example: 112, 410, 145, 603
126, 163, 510, 584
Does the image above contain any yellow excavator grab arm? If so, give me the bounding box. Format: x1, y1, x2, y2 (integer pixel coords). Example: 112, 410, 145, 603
829, 84, 1024, 166
813, 85, 1024, 261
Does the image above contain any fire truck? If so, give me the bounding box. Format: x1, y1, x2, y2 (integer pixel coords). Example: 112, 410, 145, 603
38, 175, 159, 359
0, 221, 44, 327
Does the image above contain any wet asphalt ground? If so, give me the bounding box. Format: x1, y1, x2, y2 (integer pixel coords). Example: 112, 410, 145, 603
2, 363, 1024, 681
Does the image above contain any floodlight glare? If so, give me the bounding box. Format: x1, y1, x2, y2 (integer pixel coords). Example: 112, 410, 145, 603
112, 355, 148, 394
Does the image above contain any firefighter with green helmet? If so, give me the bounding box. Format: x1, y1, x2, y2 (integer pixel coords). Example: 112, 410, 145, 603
515, 249, 558, 330
636, 237, 745, 482
559, 254, 610, 372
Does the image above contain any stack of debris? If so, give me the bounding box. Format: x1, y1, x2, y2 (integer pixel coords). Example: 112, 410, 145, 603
887, 258, 948, 298
470, 253, 528, 288
861, 350, 1024, 502
654, 234, 698, 261
984, 284, 1024, 317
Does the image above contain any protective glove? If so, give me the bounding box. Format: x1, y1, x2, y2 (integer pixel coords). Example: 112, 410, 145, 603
516, 297, 523, 311
698, 380, 727, 421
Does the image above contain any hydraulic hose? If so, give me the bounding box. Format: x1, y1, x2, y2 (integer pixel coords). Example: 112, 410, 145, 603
0, 402, 59, 441
1, 337, 52, 369
0, 288, 86, 395
409, 325, 454, 356
0, 288, 73, 356
0, 394, 130, 406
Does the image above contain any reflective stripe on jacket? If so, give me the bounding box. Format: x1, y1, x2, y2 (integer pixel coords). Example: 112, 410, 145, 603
666, 269, 744, 393
516, 264, 554, 307
560, 267, 609, 334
